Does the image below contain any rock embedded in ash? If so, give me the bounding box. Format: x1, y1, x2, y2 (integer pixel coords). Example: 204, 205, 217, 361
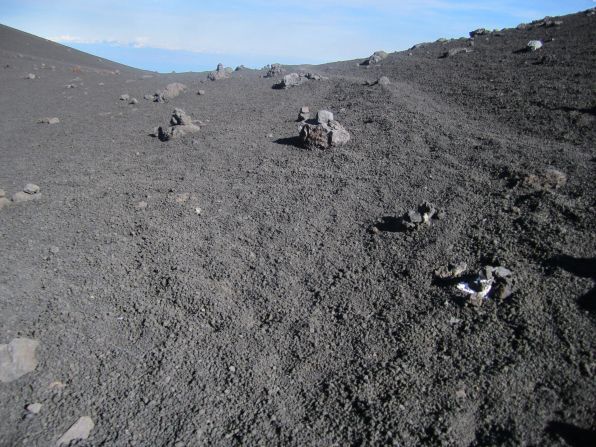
299, 111, 350, 150
57, 416, 95, 445
24, 183, 40, 194
297, 106, 310, 122
469, 28, 488, 38
527, 40, 543, 51
378, 76, 390, 86
156, 109, 200, 141
401, 202, 443, 230
262, 63, 284, 78
197, 89, 205, 96
275, 73, 305, 89
434, 262, 468, 279
0, 197, 10, 210
361, 50, 388, 66
129, 98, 138, 105
207, 63, 229, 81
523, 167, 567, 190
156, 82, 188, 101
0, 338, 39, 383
170, 108, 193, 126
0, 188, 6, 198
119, 94, 130, 101
26, 403, 43, 414
442, 47, 472, 58
26, 73, 36, 80
143, 94, 153, 100
38, 117, 60, 124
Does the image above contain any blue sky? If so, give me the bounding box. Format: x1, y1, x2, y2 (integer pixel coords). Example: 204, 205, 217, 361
1, 0, 593, 72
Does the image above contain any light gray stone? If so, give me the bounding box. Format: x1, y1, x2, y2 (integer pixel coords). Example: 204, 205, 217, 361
26, 403, 43, 414
0, 338, 39, 383
24, 183, 40, 194
0, 197, 10, 209
57, 416, 94, 445
316, 110, 334, 124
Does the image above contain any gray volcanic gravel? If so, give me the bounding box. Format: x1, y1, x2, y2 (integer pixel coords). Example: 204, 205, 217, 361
0, 10, 595, 447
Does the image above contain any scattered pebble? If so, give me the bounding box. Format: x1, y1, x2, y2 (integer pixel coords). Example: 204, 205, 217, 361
0, 338, 39, 383
26, 73, 36, 80
56, 416, 94, 445
38, 117, 60, 124
119, 94, 130, 101
228, 365, 236, 373
197, 89, 205, 95
129, 98, 138, 105
434, 262, 468, 279
136, 201, 148, 210
26, 403, 42, 414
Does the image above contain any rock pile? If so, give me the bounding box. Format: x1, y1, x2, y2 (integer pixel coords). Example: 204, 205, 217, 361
400, 202, 444, 230
361, 51, 388, 66
299, 110, 350, 150
154, 109, 201, 141
262, 63, 284, 78
208, 63, 229, 81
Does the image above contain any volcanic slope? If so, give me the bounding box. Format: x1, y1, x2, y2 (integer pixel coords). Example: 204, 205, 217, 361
0, 11, 595, 447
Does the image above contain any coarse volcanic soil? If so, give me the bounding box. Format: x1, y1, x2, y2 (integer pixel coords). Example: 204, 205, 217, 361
0, 10, 595, 447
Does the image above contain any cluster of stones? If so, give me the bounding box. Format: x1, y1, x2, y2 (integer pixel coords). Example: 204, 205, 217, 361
401, 202, 445, 230
155, 108, 200, 141
274, 72, 326, 89
262, 63, 284, 78
298, 110, 350, 150
0, 184, 42, 209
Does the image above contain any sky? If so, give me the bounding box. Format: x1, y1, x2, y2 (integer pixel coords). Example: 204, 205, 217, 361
0, 0, 593, 72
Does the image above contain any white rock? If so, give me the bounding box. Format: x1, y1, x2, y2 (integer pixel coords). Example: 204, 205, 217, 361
0, 197, 10, 210
26, 402, 43, 414
527, 40, 543, 51
57, 416, 94, 445
0, 338, 39, 383
24, 183, 40, 194
12, 191, 41, 202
